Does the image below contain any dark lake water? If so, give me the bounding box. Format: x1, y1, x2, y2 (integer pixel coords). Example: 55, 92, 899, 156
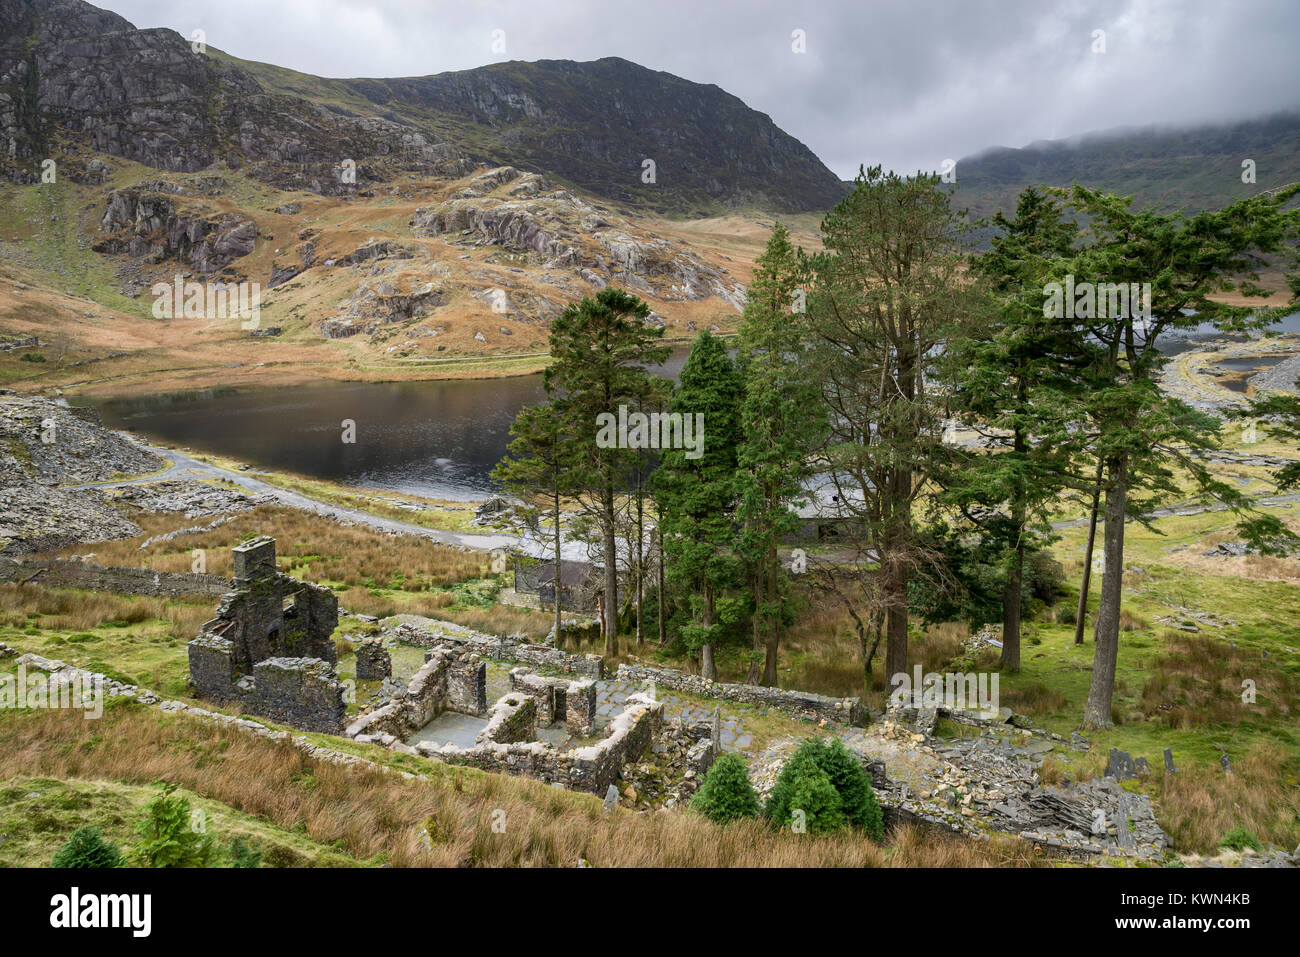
80, 311, 1300, 501
83, 345, 697, 501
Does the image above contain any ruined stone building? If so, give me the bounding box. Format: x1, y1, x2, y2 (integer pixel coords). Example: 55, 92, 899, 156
187, 537, 346, 732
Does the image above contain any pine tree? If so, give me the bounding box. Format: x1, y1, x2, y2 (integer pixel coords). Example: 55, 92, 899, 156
1052, 184, 1300, 728
736, 222, 825, 684
941, 187, 1085, 671
491, 402, 575, 639
51, 826, 124, 868
655, 330, 742, 680
807, 165, 977, 683
690, 752, 761, 824
543, 288, 670, 655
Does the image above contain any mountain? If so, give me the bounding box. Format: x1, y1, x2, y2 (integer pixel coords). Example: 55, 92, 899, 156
0, 0, 844, 214
949, 112, 1300, 220
243, 56, 849, 216
2, 0, 812, 396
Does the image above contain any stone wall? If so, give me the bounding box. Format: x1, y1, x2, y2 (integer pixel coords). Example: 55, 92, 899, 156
392, 620, 603, 678
0, 556, 231, 598
446, 655, 487, 714
187, 633, 238, 700
568, 694, 664, 791
508, 669, 564, 724
430, 694, 664, 793
183, 634, 347, 733
477, 694, 537, 745
344, 648, 486, 741
208, 577, 338, 673
355, 638, 391, 681
566, 679, 597, 734
616, 663, 864, 726
346, 660, 664, 795
186, 538, 346, 734
250, 657, 347, 733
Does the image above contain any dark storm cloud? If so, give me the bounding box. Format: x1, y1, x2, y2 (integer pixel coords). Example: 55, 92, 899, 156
96, 0, 1300, 177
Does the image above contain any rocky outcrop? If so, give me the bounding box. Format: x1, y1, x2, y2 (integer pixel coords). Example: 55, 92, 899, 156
321, 276, 446, 340
0, 0, 471, 187
412, 168, 746, 310
95, 188, 258, 274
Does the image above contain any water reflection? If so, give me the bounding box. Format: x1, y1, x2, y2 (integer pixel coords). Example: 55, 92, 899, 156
85, 344, 697, 500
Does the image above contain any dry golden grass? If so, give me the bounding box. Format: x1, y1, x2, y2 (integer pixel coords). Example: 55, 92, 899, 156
1140, 632, 1296, 728
1156, 744, 1300, 854
0, 582, 211, 640
1119, 608, 1148, 632
0, 704, 1048, 867
773, 594, 978, 699
441, 604, 558, 638
1038, 755, 1065, 786
44, 505, 485, 589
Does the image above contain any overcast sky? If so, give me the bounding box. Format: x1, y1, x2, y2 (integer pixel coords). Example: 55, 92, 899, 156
94, 0, 1300, 178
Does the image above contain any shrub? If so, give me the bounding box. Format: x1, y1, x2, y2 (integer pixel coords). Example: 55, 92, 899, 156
690, 753, 760, 824
813, 737, 884, 839
131, 783, 215, 868
766, 738, 883, 837
1218, 827, 1262, 852
780, 757, 846, 834
50, 826, 124, 868
226, 837, 262, 868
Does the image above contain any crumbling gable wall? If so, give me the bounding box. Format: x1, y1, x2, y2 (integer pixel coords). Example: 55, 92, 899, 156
187, 537, 345, 733
218, 537, 338, 671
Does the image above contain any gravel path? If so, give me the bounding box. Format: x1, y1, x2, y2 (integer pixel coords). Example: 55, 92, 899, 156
65, 440, 546, 556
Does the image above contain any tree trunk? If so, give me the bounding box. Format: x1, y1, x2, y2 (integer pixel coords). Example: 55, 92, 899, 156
1001, 539, 1024, 672
1083, 454, 1127, 729
635, 469, 644, 646
1074, 462, 1104, 644
763, 542, 780, 686
553, 484, 562, 643
700, 581, 717, 680
602, 484, 618, 658
656, 524, 666, 645
884, 554, 909, 682
745, 564, 763, 684
1002, 422, 1027, 671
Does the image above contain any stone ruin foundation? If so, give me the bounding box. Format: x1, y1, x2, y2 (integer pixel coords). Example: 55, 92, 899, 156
344, 637, 714, 796
187, 537, 346, 733
180, 562, 1171, 857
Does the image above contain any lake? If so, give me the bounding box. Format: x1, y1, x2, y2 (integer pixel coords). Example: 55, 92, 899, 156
80, 311, 1300, 501
82, 344, 697, 501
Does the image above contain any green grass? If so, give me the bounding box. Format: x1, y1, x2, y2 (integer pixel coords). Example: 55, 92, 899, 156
0, 616, 198, 699
0, 181, 146, 316
0, 776, 374, 867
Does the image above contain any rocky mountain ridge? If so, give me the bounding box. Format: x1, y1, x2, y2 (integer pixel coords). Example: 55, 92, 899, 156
0, 0, 842, 214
